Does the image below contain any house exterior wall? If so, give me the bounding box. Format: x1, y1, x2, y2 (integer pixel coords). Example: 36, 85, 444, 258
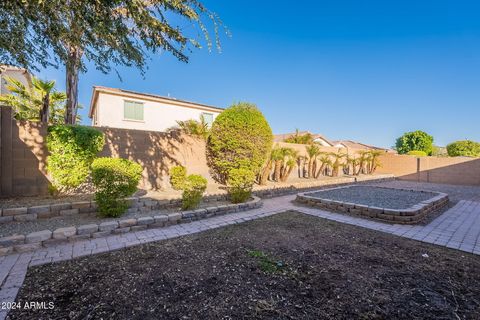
93, 92, 221, 132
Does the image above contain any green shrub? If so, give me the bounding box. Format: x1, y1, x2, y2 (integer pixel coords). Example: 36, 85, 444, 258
91, 157, 142, 217
169, 166, 187, 190
47, 125, 104, 190
447, 140, 480, 157
181, 174, 208, 210
207, 102, 273, 184
407, 150, 427, 157
169, 166, 207, 210
395, 130, 433, 155
227, 167, 256, 203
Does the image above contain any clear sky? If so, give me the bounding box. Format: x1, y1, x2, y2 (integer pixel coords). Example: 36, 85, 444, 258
39, 0, 480, 148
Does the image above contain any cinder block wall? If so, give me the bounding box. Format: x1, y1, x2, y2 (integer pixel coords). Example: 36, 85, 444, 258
377, 154, 480, 185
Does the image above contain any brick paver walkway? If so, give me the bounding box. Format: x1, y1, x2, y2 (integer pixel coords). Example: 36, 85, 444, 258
1, 194, 480, 319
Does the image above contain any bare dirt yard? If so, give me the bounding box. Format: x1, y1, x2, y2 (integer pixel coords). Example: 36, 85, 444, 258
9, 211, 480, 319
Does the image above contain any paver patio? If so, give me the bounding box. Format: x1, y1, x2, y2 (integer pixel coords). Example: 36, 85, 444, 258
1, 184, 480, 319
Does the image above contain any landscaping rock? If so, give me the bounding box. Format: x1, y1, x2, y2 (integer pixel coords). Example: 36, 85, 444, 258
167, 212, 182, 222
0, 247, 13, 256
53, 227, 77, 239
77, 224, 99, 235
2, 207, 28, 216
113, 227, 130, 234
27, 205, 50, 215
137, 217, 154, 225
154, 215, 168, 223
131, 225, 147, 232
60, 209, 79, 216
0, 235, 25, 247
14, 213, 37, 222
0, 216, 13, 223
26, 230, 52, 243
14, 243, 41, 253
50, 203, 71, 213
71, 201, 91, 209
119, 219, 137, 228
99, 221, 118, 232
92, 231, 112, 238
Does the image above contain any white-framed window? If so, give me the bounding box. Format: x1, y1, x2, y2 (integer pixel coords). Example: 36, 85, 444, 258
201, 112, 214, 127
124, 100, 144, 121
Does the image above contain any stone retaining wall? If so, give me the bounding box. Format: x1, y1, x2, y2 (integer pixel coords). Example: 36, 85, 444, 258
0, 196, 262, 256
296, 187, 449, 224
0, 175, 395, 224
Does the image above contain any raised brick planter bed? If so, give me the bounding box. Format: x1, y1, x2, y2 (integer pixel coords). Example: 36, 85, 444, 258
295, 186, 449, 224
0, 196, 262, 256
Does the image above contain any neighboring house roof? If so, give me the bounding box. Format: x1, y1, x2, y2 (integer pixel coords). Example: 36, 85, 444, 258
89, 86, 224, 118
331, 140, 392, 151
274, 131, 334, 146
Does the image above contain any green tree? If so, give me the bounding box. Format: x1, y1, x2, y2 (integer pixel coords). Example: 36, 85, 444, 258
0, 1, 226, 124
447, 140, 480, 157
0, 76, 68, 124
207, 102, 273, 184
395, 130, 434, 155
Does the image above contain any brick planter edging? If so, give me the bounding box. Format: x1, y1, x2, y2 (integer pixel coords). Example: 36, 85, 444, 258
0, 196, 262, 256
0, 175, 394, 224
295, 186, 449, 224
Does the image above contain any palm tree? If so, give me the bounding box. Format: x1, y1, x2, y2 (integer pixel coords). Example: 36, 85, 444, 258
280, 149, 298, 182
330, 151, 346, 177
271, 147, 286, 182
315, 154, 333, 178
0, 76, 67, 124
344, 155, 359, 176
174, 114, 210, 139
356, 150, 370, 175
367, 150, 383, 174
306, 144, 321, 178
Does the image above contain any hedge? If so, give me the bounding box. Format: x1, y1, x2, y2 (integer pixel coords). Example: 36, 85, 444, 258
447, 140, 480, 157
47, 125, 105, 190
91, 157, 142, 217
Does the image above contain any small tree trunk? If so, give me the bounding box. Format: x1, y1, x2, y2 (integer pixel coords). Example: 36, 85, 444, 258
39, 93, 50, 124
259, 160, 272, 185
315, 163, 326, 178
273, 160, 282, 181
65, 48, 81, 124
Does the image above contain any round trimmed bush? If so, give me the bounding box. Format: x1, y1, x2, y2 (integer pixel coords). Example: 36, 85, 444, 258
447, 140, 480, 157
407, 150, 427, 157
169, 166, 208, 210
207, 102, 273, 184
395, 131, 433, 155
181, 174, 208, 210
169, 166, 187, 190
91, 157, 142, 217
47, 125, 104, 190
227, 167, 256, 203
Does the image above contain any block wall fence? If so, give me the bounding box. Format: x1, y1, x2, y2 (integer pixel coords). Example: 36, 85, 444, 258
1, 106, 479, 197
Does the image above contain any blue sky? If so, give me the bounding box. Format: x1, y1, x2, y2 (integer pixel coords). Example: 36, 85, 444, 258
39, 0, 480, 148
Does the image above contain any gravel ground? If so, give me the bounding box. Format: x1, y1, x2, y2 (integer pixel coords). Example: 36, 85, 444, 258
10, 211, 480, 320
308, 185, 438, 209
370, 180, 480, 203
0, 199, 231, 237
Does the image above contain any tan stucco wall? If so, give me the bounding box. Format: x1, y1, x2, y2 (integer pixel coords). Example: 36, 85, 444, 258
376, 154, 480, 185
93, 92, 221, 132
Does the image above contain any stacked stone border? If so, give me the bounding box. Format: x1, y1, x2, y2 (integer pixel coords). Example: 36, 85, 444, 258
0, 196, 262, 256
0, 175, 395, 225
295, 186, 449, 224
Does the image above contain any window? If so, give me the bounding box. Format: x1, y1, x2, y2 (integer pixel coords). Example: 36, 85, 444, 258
124, 100, 144, 121
201, 112, 214, 127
